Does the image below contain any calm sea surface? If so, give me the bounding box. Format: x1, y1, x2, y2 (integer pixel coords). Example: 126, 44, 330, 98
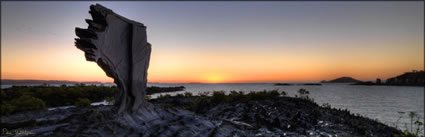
148, 83, 424, 132
2, 83, 424, 132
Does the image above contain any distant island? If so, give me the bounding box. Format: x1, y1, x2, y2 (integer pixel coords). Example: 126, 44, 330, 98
302, 83, 322, 86
274, 83, 322, 86
321, 77, 362, 83
274, 83, 293, 86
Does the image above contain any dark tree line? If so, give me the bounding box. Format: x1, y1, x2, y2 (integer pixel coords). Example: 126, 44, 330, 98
0, 84, 116, 115
0, 84, 185, 115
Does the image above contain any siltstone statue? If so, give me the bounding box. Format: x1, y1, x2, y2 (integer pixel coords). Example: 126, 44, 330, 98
69, 4, 244, 136
75, 4, 151, 113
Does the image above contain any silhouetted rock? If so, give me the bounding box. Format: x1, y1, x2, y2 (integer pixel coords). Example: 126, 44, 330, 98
75, 4, 151, 113
323, 77, 362, 83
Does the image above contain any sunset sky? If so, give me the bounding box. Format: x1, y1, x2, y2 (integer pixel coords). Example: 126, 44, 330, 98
1, 2, 424, 83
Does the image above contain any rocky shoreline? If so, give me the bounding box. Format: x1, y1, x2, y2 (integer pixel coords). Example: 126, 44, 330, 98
151, 95, 401, 137
1, 93, 401, 137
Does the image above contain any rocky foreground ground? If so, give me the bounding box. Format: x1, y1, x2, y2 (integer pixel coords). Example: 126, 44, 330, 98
1, 95, 401, 137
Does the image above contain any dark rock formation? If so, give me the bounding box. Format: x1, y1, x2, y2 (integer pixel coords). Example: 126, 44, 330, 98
151, 96, 402, 136
1, 104, 248, 137
75, 4, 151, 113
322, 77, 362, 83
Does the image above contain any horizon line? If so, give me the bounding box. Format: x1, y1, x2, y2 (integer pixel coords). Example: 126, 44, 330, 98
0, 78, 381, 85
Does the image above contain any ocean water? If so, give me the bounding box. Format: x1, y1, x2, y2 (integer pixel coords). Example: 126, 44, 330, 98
148, 83, 424, 132
2, 83, 424, 132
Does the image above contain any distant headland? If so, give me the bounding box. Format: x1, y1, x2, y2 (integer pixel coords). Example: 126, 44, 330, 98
320, 70, 424, 86
352, 70, 424, 86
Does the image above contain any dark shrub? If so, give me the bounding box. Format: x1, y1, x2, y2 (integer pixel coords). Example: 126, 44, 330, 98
229, 91, 246, 101
211, 91, 230, 104
187, 96, 209, 112
184, 92, 193, 97
247, 90, 280, 100
176, 93, 184, 97
75, 98, 91, 107
10, 95, 46, 112
0, 103, 16, 115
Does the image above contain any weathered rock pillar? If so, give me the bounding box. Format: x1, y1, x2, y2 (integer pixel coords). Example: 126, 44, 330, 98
75, 4, 151, 113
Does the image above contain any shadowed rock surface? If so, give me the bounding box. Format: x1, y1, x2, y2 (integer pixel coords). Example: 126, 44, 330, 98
152, 96, 402, 137
1, 104, 247, 137
75, 4, 151, 113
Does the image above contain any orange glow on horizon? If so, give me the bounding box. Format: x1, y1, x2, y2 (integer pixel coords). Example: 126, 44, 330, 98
1, 41, 423, 83
202, 73, 227, 83
2, 46, 424, 83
